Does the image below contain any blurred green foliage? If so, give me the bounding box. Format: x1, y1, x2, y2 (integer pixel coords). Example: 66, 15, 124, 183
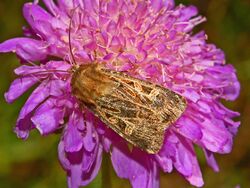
0, 0, 249, 188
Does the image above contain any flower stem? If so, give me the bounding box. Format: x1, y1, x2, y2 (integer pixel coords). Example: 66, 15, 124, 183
102, 153, 112, 188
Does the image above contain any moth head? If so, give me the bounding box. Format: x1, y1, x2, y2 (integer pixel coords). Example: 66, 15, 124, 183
69, 64, 80, 73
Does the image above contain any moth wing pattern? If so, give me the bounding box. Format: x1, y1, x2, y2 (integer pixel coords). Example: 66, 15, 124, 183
88, 66, 187, 154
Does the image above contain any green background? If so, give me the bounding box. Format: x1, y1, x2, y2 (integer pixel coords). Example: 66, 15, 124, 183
0, 0, 249, 187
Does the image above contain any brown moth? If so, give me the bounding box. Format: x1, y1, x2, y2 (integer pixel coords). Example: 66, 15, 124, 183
70, 63, 187, 154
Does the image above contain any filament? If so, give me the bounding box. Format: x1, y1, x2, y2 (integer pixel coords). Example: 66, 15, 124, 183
68, 5, 80, 66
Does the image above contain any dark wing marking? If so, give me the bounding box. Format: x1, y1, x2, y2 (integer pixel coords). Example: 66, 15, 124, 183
89, 68, 186, 154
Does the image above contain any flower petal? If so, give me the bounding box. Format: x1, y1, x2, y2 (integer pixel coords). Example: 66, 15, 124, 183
203, 149, 219, 172
111, 139, 158, 188
198, 118, 233, 153
159, 132, 204, 187
178, 5, 198, 21
58, 141, 71, 170
5, 76, 38, 103
67, 164, 82, 188
0, 38, 48, 61
59, 139, 103, 187
15, 80, 51, 138
155, 154, 173, 173
83, 112, 97, 152
175, 115, 203, 141
23, 3, 52, 30
63, 112, 83, 152
42, 0, 60, 16
150, 0, 175, 12
31, 97, 65, 135
81, 0, 99, 15
81, 145, 103, 186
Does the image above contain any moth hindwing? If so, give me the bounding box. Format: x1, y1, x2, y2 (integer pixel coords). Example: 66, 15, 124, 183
71, 63, 187, 154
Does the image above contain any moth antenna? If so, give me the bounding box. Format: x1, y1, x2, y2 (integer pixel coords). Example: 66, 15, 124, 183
23, 70, 69, 75
16, 68, 69, 84
68, 5, 80, 66
24, 74, 43, 84
18, 71, 50, 84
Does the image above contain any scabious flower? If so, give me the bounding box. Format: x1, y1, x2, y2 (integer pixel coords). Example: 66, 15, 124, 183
0, 0, 240, 187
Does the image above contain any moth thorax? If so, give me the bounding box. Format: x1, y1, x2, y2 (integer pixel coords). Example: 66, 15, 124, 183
71, 63, 117, 105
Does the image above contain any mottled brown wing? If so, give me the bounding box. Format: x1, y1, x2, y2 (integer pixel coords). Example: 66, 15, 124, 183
90, 68, 187, 154
71, 64, 186, 154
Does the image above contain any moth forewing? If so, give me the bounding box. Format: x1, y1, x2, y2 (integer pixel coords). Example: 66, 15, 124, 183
71, 63, 187, 154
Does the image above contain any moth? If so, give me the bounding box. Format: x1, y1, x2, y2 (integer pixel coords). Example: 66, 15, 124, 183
71, 63, 187, 154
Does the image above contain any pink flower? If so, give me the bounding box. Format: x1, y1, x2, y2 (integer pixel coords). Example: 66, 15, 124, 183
0, 0, 240, 187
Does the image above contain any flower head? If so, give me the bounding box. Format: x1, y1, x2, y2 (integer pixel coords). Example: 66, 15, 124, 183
0, 0, 240, 187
